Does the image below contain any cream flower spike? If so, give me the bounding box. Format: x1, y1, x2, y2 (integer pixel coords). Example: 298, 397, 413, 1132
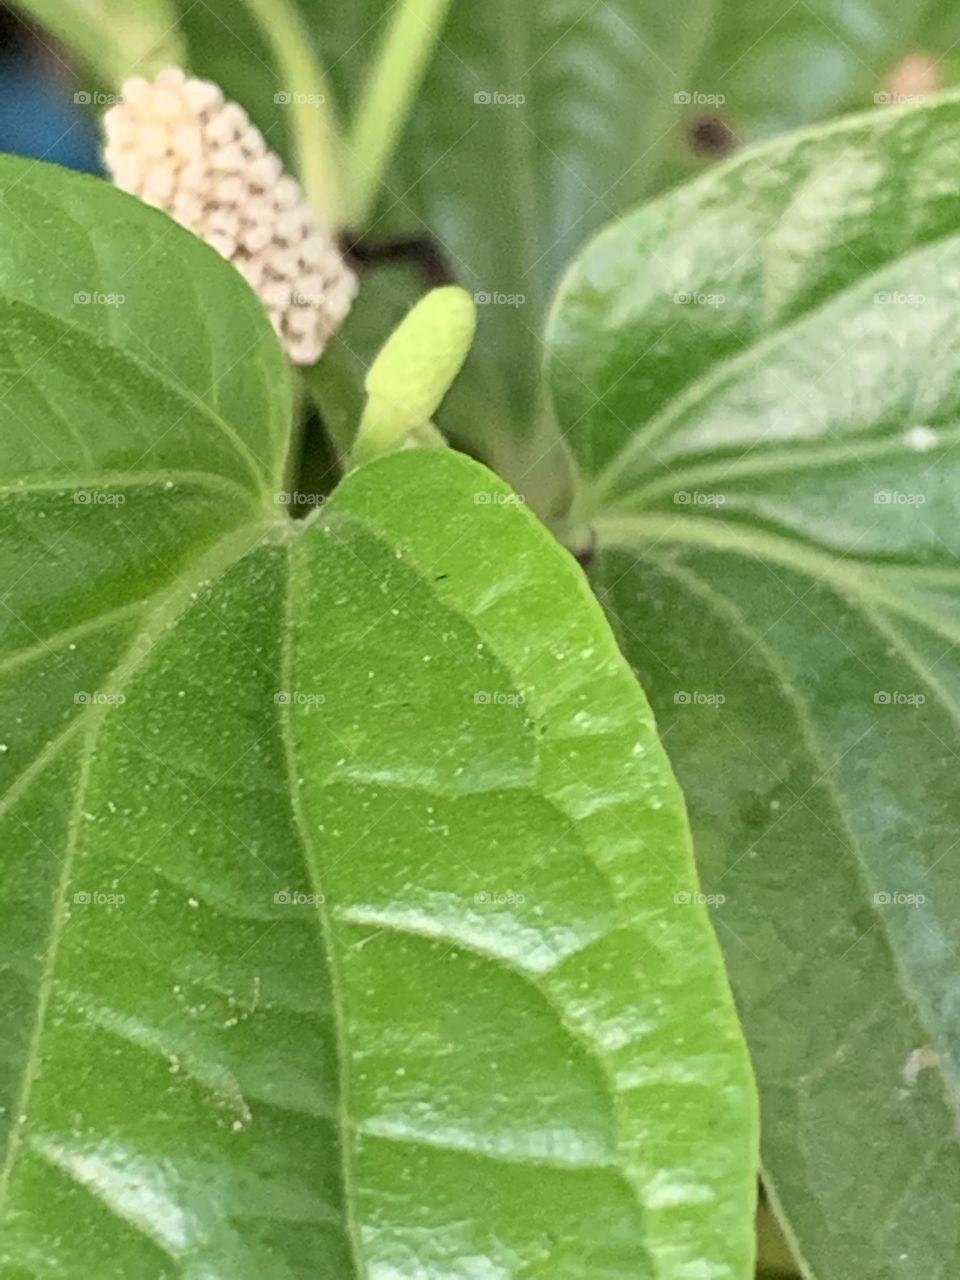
102, 67, 357, 365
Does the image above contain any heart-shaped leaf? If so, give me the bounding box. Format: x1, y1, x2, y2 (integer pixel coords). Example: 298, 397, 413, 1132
547, 94, 960, 1279
0, 157, 756, 1277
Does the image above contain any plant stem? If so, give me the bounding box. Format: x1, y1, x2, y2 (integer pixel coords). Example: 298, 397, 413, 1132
12, 0, 186, 88
346, 0, 454, 227
244, 0, 345, 228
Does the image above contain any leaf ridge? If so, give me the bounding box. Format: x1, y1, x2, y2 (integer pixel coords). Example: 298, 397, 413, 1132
595, 512, 960, 645
585, 221, 960, 503
279, 540, 366, 1280
613, 430, 960, 512
0, 469, 258, 506
0, 599, 145, 678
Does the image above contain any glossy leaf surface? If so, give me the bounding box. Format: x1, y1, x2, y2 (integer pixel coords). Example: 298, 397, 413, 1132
548, 94, 960, 1279
0, 157, 756, 1278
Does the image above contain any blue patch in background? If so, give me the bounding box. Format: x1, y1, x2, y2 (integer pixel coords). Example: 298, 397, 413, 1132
0, 45, 101, 174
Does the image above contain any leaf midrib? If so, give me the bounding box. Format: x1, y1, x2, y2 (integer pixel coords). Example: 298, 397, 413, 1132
603, 429, 960, 512
278, 539, 366, 1280
594, 512, 960, 647
577, 160, 960, 509
0, 469, 257, 506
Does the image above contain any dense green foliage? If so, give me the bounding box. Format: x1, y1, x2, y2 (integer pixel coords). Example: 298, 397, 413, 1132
0, 158, 755, 1277
3, 1, 958, 1275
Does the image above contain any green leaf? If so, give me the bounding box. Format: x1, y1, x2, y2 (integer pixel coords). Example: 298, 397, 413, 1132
322, 0, 689, 502
650, 2, 960, 190
313, 1, 960, 503
547, 93, 960, 1278
0, 157, 756, 1276
15, 0, 960, 510
29, 0, 959, 515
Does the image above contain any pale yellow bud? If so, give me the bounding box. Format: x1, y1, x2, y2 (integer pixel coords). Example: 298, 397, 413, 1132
351, 286, 477, 467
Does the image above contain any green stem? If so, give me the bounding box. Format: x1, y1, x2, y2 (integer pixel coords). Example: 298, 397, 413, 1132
349, 405, 445, 470
244, 0, 345, 228
10, 0, 185, 87
346, 0, 454, 226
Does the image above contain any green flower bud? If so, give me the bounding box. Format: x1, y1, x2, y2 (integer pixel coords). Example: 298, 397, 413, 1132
351, 285, 476, 466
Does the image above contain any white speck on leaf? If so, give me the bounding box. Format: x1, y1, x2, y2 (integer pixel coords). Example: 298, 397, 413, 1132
903, 1046, 939, 1085
904, 425, 938, 452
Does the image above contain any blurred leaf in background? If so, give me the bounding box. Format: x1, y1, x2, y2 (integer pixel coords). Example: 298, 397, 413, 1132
10, 0, 960, 513
307, 0, 960, 510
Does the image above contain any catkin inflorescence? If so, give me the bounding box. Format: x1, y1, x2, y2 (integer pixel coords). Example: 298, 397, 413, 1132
103, 67, 357, 364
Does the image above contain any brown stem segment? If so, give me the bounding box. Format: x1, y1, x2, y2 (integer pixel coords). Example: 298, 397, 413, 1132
339, 232, 456, 287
